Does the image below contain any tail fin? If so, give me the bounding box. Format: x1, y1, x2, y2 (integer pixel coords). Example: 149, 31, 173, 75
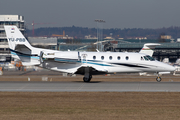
4, 25, 32, 51
4, 25, 40, 66
139, 43, 161, 56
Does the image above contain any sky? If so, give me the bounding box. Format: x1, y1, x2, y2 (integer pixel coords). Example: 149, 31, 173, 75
1, 0, 180, 29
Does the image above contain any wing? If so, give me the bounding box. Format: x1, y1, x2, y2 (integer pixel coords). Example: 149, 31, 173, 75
41, 51, 81, 64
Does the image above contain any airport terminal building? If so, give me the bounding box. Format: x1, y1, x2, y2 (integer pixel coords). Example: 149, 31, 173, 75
0, 15, 25, 62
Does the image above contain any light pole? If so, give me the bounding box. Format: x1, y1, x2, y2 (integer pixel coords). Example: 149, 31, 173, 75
95, 19, 105, 51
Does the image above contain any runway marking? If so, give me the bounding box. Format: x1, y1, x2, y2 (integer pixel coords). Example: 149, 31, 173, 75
77, 83, 85, 91
16, 83, 29, 91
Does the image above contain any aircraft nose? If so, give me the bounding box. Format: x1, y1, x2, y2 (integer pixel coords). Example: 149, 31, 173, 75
167, 65, 176, 72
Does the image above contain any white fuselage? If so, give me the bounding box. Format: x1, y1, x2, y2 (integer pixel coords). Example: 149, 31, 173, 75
13, 47, 175, 75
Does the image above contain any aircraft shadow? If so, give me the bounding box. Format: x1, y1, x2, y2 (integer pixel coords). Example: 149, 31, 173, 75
72, 81, 102, 83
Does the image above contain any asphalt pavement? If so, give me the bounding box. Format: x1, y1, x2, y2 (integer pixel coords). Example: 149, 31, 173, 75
0, 81, 179, 92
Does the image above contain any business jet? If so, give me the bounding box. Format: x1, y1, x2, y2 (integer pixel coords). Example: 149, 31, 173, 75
4, 25, 175, 82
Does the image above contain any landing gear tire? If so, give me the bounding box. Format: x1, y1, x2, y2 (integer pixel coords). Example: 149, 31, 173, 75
89, 75, 92, 80
83, 75, 92, 82
156, 77, 161, 82
83, 77, 90, 82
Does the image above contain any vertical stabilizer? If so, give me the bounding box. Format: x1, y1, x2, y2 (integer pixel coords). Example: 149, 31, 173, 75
4, 25, 32, 51
4, 25, 40, 66
139, 43, 161, 56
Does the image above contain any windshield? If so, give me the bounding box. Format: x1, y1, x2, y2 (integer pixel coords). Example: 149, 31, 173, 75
144, 55, 155, 61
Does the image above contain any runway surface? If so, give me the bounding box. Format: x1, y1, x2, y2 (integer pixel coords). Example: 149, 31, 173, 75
0, 81, 180, 92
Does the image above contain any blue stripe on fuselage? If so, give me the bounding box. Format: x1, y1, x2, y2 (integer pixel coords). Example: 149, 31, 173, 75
10, 51, 39, 59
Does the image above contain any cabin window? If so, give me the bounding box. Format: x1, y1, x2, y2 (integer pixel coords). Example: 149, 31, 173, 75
117, 56, 120, 60
109, 56, 112, 60
126, 56, 129, 60
93, 56, 96, 60
101, 56, 104, 60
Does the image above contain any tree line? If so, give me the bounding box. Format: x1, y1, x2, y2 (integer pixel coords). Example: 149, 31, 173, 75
26, 26, 180, 39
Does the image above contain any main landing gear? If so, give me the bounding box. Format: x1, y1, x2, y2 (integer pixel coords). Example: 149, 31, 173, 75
83, 67, 92, 82
156, 73, 161, 82
83, 75, 92, 82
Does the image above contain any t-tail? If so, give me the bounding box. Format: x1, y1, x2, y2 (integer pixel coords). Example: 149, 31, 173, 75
139, 43, 161, 56
4, 25, 40, 66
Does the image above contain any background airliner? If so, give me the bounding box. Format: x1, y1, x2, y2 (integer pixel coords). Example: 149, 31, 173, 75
4, 26, 175, 82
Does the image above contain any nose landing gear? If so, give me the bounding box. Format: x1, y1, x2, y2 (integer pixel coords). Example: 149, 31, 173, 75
156, 73, 161, 82
156, 76, 161, 82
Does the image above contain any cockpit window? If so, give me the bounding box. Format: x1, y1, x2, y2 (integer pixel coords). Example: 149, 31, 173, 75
146, 55, 155, 61
143, 56, 149, 61
143, 55, 155, 61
